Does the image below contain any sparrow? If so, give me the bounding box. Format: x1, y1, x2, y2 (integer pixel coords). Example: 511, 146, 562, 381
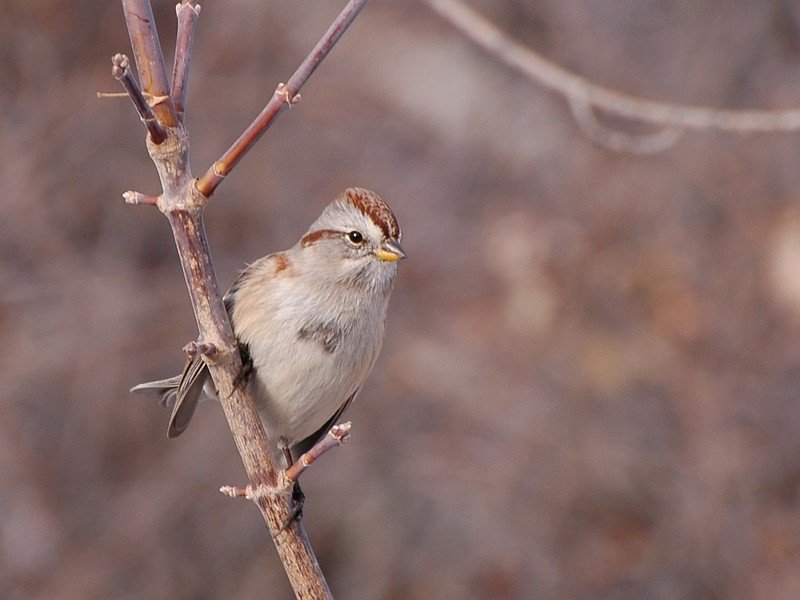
132, 187, 405, 465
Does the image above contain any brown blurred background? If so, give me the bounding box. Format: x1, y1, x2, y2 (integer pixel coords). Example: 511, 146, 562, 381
4, 0, 800, 598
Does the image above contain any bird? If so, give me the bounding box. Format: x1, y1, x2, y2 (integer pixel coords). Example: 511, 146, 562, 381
131, 187, 405, 466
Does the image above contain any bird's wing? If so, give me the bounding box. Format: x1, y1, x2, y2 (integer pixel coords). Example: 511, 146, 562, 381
167, 353, 211, 438
165, 265, 248, 439
223, 252, 283, 311
161, 252, 289, 438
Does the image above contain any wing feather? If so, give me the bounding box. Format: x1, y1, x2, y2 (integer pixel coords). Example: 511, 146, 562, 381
133, 252, 287, 438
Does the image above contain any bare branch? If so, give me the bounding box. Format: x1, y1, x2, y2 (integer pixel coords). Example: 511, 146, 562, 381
114, 1, 376, 597
121, 0, 179, 128
421, 0, 800, 137
154, 142, 332, 598
195, 0, 371, 198
286, 422, 352, 482
163, 152, 336, 593
112, 54, 167, 144
163, 206, 276, 478
172, 0, 202, 121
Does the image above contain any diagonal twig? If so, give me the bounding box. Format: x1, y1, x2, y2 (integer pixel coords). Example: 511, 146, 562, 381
220, 423, 352, 506
195, 0, 371, 198
112, 54, 167, 144
286, 422, 352, 482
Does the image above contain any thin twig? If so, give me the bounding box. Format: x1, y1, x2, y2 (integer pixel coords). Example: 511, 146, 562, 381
286, 423, 352, 482
112, 54, 167, 144
172, 0, 201, 121
220, 484, 249, 498
97, 91, 135, 98
422, 0, 800, 136
220, 422, 351, 514
121, 0, 179, 128
122, 190, 159, 205
195, 0, 371, 198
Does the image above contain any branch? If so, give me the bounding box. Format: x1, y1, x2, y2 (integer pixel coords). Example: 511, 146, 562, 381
141, 131, 333, 598
195, 0, 371, 198
114, 0, 374, 597
421, 0, 800, 148
567, 94, 683, 154
172, 0, 201, 121
112, 54, 167, 144
121, 0, 179, 128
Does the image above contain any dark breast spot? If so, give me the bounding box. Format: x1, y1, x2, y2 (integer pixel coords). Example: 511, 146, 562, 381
297, 321, 342, 353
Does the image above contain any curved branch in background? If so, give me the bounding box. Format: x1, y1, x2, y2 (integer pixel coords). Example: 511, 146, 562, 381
567, 94, 683, 154
422, 0, 800, 152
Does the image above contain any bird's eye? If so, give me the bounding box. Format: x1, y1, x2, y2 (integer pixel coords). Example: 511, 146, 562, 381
347, 230, 364, 244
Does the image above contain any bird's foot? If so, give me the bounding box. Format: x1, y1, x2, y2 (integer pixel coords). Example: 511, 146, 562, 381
280, 481, 305, 531
231, 342, 254, 391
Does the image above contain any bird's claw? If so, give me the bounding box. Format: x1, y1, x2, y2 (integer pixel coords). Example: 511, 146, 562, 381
279, 481, 305, 531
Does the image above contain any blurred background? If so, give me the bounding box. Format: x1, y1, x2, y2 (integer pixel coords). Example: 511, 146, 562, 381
4, 0, 800, 598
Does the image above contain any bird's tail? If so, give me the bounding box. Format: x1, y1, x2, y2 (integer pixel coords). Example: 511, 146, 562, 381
130, 375, 182, 409
130, 365, 209, 438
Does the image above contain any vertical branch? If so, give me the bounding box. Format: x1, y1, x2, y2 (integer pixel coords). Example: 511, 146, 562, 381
165, 207, 277, 485
121, 0, 179, 128
172, 0, 201, 121
142, 117, 333, 600
195, 0, 371, 198
116, 1, 373, 597
164, 202, 331, 598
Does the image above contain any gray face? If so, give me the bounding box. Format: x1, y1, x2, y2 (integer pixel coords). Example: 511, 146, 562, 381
299, 188, 404, 295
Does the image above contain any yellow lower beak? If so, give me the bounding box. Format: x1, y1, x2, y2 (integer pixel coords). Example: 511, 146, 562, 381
376, 238, 407, 262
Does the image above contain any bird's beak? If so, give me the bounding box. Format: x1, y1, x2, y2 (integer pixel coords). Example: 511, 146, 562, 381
376, 238, 407, 262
